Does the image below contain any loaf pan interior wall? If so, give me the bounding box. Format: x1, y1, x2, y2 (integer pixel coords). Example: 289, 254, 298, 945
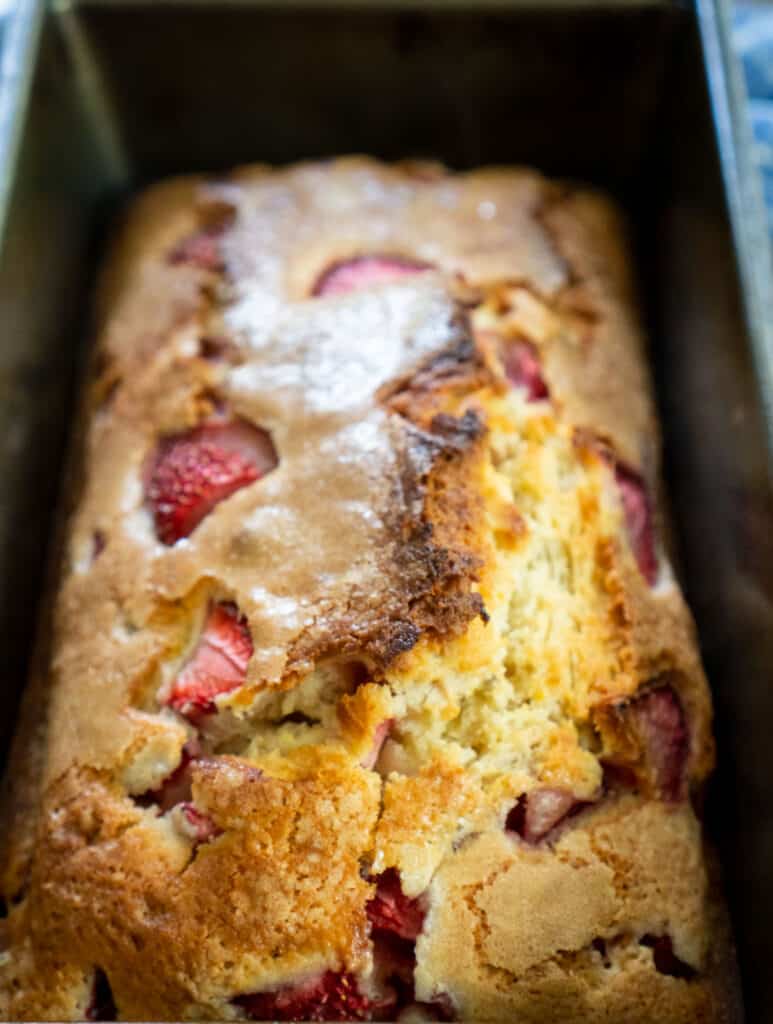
0, 1, 770, 1016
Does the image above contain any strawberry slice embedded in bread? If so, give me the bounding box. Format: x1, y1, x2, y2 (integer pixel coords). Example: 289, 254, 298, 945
367, 877, 455, 1021
504, 340, 549, 402
614, 463, 657, 585
168, 225, 226, 272
235, 971, 388, 1022
624, 686, 688, 801
167, 602, 253, 716
137, 742, 219, 841
139, 739, 200, 811
176, 802, 221, 845
313, 255, 430, 297
361, 719, 393, 771
599, 685, 688, 802
506, 787, 582, 844
367, 869, 425, 942
146, 420, 277, 545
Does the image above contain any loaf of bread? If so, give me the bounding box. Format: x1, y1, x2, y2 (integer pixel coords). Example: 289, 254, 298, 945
0, 159, 737, 1021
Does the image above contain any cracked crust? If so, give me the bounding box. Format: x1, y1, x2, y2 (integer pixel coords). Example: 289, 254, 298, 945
417, 799, 734, 1022
0, 159, 735, 1021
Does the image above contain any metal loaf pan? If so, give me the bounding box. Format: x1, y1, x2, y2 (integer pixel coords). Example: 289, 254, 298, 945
0, 0, 771, 1017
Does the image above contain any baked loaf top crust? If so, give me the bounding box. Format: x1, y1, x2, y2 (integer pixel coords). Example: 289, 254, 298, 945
0, 159, 735, 1021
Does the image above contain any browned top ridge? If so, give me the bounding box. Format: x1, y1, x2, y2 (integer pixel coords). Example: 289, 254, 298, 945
0, 159, 736, 1022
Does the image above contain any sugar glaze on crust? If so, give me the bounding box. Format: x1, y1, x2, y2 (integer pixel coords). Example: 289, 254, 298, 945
0, 159, 736, 1021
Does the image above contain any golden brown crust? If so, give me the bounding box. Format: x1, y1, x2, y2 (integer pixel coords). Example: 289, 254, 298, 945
5, 755, 378, 1020
417, 799, 734, 1023
0, 158, 734, 1021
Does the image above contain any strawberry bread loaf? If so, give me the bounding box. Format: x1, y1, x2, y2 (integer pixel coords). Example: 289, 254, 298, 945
0, 159, 737, 1021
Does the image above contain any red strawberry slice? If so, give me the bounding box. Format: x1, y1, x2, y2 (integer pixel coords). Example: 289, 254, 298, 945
367, 869, 425, 942
138, 742, 220, 842
236, 971, 387, 1022
504, 340, 549, 402
146, 420, 277, 545
168, 225, 225, 272
177, 802, 221, 845
139, 739, 200, 811
614, 463, 657, 585
368, 878, 455, 1022
505, 787, 580, 844
361, 719, 393, 771
622, 686, 688, 802
167, 602, 252, 716
313, 256, 430, 297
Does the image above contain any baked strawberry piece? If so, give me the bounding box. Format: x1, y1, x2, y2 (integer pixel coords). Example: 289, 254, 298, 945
366, 873, 454, 1020
614, 463, 657, 584
361, 720, 393, 771
236, 971, 387, 1022
313, 256, 430, 297
146, 420, 277, 545
175, 802, 221, 844
138, 742, 219, 844
506, 787, 581, 844
166, 602, 252, 717
168, 225, 226, 272
367, 869, 425, 942
140, 740, 199, 811
624, 686, 688, 801
504, 340, 549, 402
600, 685, 688, 802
